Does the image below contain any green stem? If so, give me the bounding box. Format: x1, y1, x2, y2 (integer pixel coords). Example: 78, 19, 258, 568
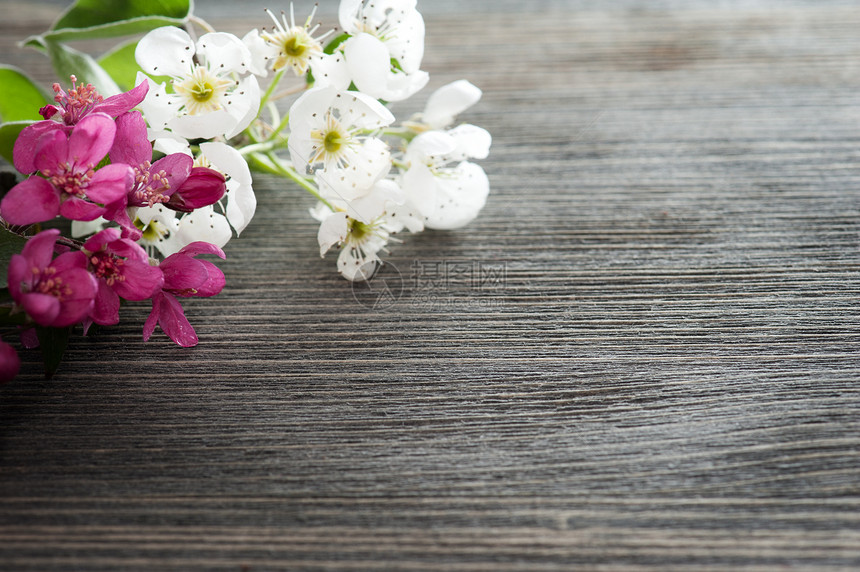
263, 152, 335, 211
259, 70, 285, 111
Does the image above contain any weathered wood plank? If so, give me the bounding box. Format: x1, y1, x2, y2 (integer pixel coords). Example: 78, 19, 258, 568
1, 1, 860, 570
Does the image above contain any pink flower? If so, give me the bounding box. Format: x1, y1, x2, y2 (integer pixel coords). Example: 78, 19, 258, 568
0, 114, 132, 226
143, 242, 226, 347
7, 229, 98, 328
106, 111, 227, 236
14, 77, 148, 175
83, 228, 164, 326
0, 340, 20, 383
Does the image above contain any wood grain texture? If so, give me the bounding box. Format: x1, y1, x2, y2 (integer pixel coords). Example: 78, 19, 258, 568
2, 1, 860, 570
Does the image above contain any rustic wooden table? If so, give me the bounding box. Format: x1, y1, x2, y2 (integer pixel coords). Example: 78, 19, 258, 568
2, 0, 860, 570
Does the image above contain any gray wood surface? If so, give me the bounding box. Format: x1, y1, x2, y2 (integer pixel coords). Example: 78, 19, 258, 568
2, 1, 860, 570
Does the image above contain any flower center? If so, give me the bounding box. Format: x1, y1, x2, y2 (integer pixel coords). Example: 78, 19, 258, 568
89, 252, 126, 286
348, 218, 372, 241
30, 267, 72, 301
309, 112, 355, 168
45, 163, 94, 198
134, 216, 171, 244
173, 66, 233, 115
132, 162, 171, 207
43, 75, 104, 125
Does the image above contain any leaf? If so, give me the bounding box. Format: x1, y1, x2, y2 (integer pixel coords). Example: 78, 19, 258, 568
98, 39, 141, 92
34, 37, 122, 97
0, 66, 52, 123
0, 228, 28, 289
0, 121, 33, 166
34, 0, 191, 42
36, 325, 71, 380
323, 33, 350, 55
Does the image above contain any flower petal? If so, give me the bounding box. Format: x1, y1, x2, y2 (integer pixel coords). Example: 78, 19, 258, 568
113, 260, 164, 301
174, 207, 233, 250
34, 129, 69, 174
14, 121, 62, 174
167, 167, 226, 212
94, 80, 149, 118
90, 280, 120, 325
0, 340, 20, 383
344, 33, 391, 100
136, 26, 195, 78
68, 113, 116, 169
177, 241, 226, 260
110, 111, 152, 166
0, 177, 60, 226
86, 163, 133, 205
422, 80, 482, 129
193, 260, 225, 297
21, 293, 61, 326
151, 152, 194, 195
155, 291, 198, 347
196, 32, 251, 73
59, 196, 107, 221
317, 211, 348, 256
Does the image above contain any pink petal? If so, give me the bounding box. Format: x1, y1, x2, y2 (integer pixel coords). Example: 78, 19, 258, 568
0, 340, 21, 383
50, 250, 88, 274
49, 267, 97, 327
20, 229, 61, 268
90, 280, 120, 325
86, 163, 133, 205
82, 227, 122, 253
7, 255, 33, 300
166, 167, 226, 212
113, 260, 164, 301
21, 292, 61, 326
68, 113, 116, 169
151, 153, 193, 194
160, 255, 208, 292
0, 177, 60, 226
177, 241, 226, 259
110, 110, 152, 166
106, 237, 149, 263
94, 81, 149, 118
34, 129, 69, 175
143, 294, 162, 342
194, 259, 226, 297
157, 291, 198, 347
13, 121, 62, 174
59, 196, 107, 221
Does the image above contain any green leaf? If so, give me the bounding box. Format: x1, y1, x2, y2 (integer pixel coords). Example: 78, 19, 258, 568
0, 66, 52, 123
0, 228, 28, 289
36, 326, 71, 380
34, 0, 191, 42
35, 38, 122, 97
0, 121, 33, 166
323, 33, 350, 55
98, 39, 141, 92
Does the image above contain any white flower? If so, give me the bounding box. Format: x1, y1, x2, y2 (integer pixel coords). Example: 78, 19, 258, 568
134, 205, 181, 257
289, 86, 394, 199
335, 0, 429, 102
400, 128, 491, 230
420, 80, 483, 130
314, 179, 417, 281
136, 27, 261, 140
197, 142, 256, 236
244, 5, 334, 77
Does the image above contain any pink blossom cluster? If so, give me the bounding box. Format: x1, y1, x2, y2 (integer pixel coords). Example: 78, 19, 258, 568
0, 78, 230, 381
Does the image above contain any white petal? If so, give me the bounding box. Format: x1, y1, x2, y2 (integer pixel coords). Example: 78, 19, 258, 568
344, 33, 391, 100
317, 211, 349, 256
202, 141, 256, 235
168, 108, 234, 139
148, 128, 191, 156
175, 207, 233, 249
447, 124, 492, 160
196, 32, 252, 74
424, 162, 489, 230
135, 73, 175, 131
223, 75, 261, 138
400, 162, 438, 218
242, 28, 270, 77
331, 90, 395, 129
71, 217, 108, 238
423, 79, 482, 129
310, 53, 351, 90
337, 246, 381, 282
136, 27, 195, 78
321, 137, 391, 199
385, 9, 425, 73
406, 130, 457, 162
136, 204, 176, 226
382, 69, 429, 103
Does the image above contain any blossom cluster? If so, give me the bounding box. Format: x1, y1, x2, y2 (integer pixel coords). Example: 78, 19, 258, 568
0, 0, 490, 380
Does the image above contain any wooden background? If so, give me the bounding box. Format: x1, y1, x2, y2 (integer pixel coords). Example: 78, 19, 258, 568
2, 0, 860, 570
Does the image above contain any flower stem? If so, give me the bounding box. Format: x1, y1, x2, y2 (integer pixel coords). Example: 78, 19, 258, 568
261, 152, 335, 211
259, 70, 285, 111
189, 15, 216, 34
